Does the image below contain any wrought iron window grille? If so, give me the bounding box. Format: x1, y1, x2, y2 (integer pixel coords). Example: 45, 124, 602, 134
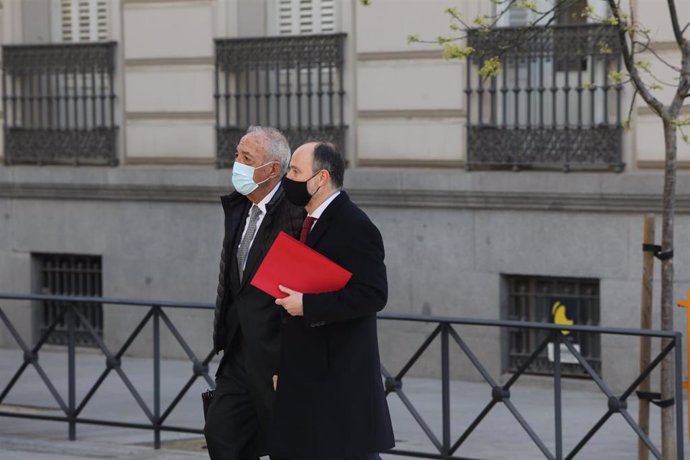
466, 24, 624, 171
505, 275, 601, 378
214, 33, 347, 167
2, 42, 118, 166
34, 254, 103, 347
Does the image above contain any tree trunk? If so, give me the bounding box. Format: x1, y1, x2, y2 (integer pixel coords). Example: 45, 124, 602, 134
660, 117, 677, 459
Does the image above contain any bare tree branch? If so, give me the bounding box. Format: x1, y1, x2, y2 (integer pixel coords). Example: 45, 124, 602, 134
633, 41, 682, 73
607, 0, 667, 118
667, 0, 685, 48
670, 43, 690, 113
626, 88, 639, 123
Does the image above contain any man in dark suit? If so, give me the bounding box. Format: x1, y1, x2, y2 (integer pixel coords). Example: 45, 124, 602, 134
269, 142, 394, 459
205, 126, 304, 460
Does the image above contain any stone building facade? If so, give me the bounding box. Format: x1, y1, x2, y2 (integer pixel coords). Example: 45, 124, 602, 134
0, 0, 689, 389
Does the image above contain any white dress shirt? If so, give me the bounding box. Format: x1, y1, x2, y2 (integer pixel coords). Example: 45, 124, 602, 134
306, 190, 341, 233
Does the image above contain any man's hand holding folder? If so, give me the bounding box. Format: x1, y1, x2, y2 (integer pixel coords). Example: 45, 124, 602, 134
250, 231, 352, 303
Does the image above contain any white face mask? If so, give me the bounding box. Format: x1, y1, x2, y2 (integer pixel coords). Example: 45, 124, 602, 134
231, 161, 274, 195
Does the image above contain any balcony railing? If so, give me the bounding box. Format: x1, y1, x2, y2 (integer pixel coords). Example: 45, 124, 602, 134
214, 34, 346, 167
466, 24, 623, 171
2, 42, 118, 166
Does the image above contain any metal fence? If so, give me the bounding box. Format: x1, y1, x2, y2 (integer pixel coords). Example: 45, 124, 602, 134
465, 24, 623, 171
1, 42, 118, 166
0, 293, 213, 448
214, 34, 347, 167
0, 293, 684, 459
381, 314, 683, 460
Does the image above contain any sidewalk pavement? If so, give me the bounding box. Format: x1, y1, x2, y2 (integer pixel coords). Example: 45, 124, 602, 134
0, 348, 687, 460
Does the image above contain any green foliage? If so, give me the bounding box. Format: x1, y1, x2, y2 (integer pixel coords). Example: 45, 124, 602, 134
473, 15, 488, 27
605, 15, 620, 26
407, 34, 420, 45
442, 43, 475, 60
635, 60, 652, 73
358, 0, 372, 6
580, 5, 595, 18
479, 57, 501, 78
609, 70, 627, 85
444, 7, 460, 18
514, 1, 538, 11
598, 42, 613, 55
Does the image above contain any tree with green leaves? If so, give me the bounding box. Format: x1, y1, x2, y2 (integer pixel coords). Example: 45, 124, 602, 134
360, 1, 689, 458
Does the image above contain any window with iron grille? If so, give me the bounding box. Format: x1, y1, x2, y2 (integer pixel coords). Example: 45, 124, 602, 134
466, 0, 623, 171
214, 33, 346, 167
504, 275, 601, 378
34, 253, 103, 347
2, 42, 118, 166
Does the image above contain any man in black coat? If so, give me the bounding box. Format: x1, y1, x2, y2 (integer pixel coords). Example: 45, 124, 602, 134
205, 126, 304, 460
269, 142, 394, 459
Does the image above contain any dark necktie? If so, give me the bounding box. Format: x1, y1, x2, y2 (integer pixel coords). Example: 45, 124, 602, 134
237, 205, 262, 282
300, 216, 317, 243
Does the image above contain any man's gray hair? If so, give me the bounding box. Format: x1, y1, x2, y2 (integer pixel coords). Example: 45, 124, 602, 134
246, 126, 291, 174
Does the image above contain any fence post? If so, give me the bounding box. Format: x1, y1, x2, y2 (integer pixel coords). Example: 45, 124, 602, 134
67, 304, 76, 441
153, 306, 161, 449
553, 334, 563, 460
675, 333, 684, 460
441, 323, 450, 455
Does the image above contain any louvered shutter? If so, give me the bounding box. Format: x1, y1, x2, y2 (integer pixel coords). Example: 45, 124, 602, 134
497, 0, 556, 27
277, 0, 335, 35
506, 6, 530, 26
58, 0, 108, 42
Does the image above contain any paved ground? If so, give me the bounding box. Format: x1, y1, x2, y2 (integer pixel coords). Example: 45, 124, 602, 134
0, 348, 687, 459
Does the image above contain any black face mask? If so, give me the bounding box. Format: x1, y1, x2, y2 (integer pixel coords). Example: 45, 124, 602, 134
282, 171, 320, 207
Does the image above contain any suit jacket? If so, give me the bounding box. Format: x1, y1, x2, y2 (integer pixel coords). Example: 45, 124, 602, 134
268, 191, 395, 457
213, 187, 304, 380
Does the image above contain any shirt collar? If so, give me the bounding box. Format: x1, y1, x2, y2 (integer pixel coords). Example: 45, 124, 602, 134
254, 181, 281, 214
309, 190, 341, 220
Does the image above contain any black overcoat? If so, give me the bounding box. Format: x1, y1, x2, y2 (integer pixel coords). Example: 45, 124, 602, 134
268, 191, 395, 457
212, 187, 304, 394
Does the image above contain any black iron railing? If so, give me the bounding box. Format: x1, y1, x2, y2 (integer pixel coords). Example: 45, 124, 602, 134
0, 293, 684, 459
2, 42, 118, 166
381, 314, 684, 460
214, 34, 346, 167
0, 294, 213, 448
466, 24, 623, 171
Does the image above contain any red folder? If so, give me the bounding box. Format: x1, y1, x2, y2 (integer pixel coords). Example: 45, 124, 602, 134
250, 231, 352, 299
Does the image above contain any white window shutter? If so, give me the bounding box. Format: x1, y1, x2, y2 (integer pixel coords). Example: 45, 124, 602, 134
57, 0, 108, 42
60, 0, 75, 42
96, 1, 108, 41
318, 0, 335, 33
277, 0, 335, 35
507, 6, 530, 26
497, 0, 555, 27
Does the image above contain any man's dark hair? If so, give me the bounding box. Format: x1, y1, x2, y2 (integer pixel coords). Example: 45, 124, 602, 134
312, 142, 344, 189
